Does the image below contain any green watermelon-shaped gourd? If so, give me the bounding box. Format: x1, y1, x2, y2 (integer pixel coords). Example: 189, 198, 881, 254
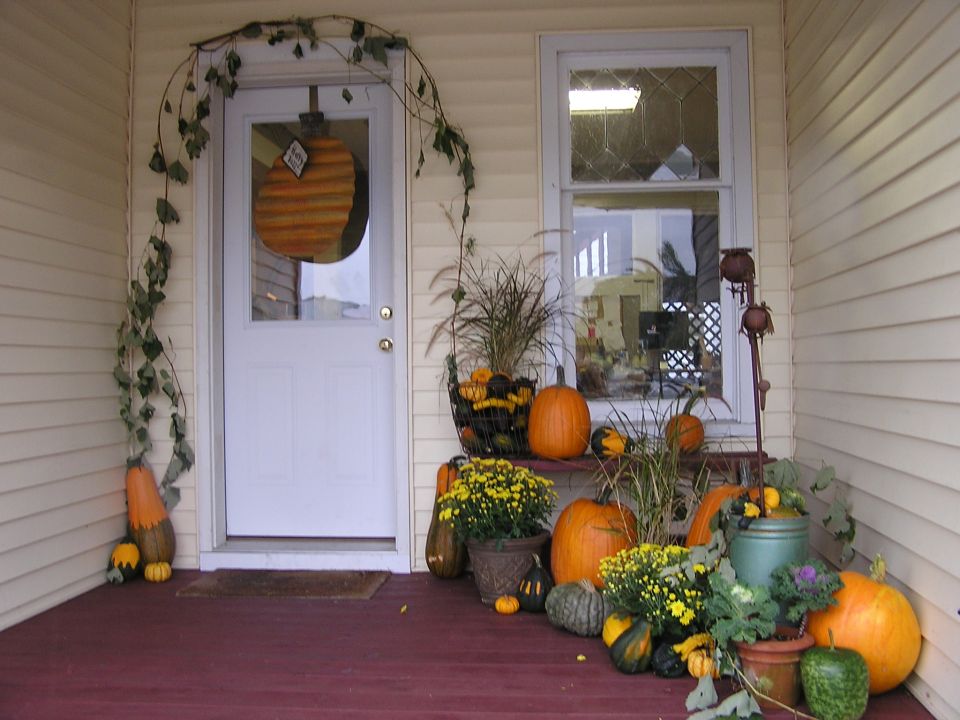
800, 629, 869, 720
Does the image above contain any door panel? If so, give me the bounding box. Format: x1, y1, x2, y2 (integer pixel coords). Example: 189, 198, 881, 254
222, 83, 396, 539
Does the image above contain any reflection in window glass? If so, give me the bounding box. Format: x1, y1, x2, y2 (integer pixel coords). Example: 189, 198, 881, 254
573, 192, 721, 401
569, 66, 719, 183
249, 119, 371, 322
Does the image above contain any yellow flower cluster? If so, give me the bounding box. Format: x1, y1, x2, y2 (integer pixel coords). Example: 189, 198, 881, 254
438, 458, 557, 543
599, 543, 705, 637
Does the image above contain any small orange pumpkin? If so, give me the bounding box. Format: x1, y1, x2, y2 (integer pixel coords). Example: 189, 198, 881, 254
528, 367, 591, 460
125, 465, 176, 565
807, 555, 921, 695
494, 594, 520, 615
665, 414, 704, 453
551, 491, 638, 587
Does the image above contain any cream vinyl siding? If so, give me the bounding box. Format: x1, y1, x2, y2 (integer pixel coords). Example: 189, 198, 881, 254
131, 0, 789, 569
784, 1, 960, 718
0, 0, 131, 630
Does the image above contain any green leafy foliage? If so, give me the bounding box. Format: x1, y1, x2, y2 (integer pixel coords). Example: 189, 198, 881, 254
769, 558, 843, 625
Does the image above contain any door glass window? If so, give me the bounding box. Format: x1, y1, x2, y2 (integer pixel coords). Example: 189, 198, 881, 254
249, 118, 370, 321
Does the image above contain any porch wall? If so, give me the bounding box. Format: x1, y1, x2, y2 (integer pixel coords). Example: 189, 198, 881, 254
130, 0, 791, 573
0, 0, 132, 631
783, 1, 960, 718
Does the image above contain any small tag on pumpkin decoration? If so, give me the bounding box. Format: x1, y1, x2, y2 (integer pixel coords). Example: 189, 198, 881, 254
282, 138, 308, 178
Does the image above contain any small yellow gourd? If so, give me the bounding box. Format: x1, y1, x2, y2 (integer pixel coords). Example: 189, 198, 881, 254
763, 486, 781, 512
687, 649, 718, 679
494, 594, 520, 615
144, 561, 172, 583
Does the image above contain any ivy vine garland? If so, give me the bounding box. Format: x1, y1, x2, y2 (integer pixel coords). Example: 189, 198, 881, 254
116, 15, 475, 509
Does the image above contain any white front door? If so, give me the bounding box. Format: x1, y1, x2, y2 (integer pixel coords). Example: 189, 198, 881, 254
222, 83, 398, 540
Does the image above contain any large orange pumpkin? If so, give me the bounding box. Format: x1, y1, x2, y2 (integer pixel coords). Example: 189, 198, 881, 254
551, 494, 638, 587
125, 465, 176, 565
425, 457, 468, 579
807, 555, 921, 695
528, 367, 591, 460
253, 136, 367, 263
685, 483, 748, 546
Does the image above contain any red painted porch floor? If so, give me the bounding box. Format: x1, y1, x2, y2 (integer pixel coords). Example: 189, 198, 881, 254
0, 571, 933, 720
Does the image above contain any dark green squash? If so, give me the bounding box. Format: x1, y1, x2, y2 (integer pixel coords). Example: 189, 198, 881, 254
609, 618, 654, 674
517, 554, 552, 612
544, 579, 609, 636
590, 425, 630, 458
106, 541, 141, 584
651, 640, 687, 678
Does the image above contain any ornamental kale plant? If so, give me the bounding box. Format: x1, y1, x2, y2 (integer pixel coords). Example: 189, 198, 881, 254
770, 558, 843, 632
701, 572, 778, 652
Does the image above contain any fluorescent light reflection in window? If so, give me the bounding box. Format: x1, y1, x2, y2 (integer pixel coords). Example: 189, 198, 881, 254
569, 88, 640, 113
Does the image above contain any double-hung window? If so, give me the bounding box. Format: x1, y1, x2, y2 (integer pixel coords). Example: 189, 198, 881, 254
540, 31, 755, 432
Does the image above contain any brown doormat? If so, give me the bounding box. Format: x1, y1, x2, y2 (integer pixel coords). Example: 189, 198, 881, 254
177, 570, 390, 599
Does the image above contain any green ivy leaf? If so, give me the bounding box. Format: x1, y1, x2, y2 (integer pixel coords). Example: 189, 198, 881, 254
156, 198, 180, 225
148, 145, 166, 173
195, 95, 211, 120
461, 198, 470, 223
167, 160, 189, 185
686, 675, 718, 712
350, 45, 363, 63
362, 36, 389, 66
293, 42, 304, 59
140, 401, 156, 421
185, 80, 196, 92
239, 22, 262, 38
417, 75, 426, 98
225, 49, 241, 75
160, 482, 181, 510
350, 20, 365, 42
458, 156, 475, 192
163, 99, 172, 114
204, 66, 219, 83
162, 381, 177, 404
342, 87, 353, 103
113, 364, 132, 387
451, 286, 465, 304
810, 465, 836, 493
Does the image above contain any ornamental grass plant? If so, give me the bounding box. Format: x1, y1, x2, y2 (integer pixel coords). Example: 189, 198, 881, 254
437, 458, 557, 543
599, 543, 706, 638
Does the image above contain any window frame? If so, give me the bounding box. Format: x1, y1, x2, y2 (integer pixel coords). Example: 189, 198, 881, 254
539, 30, 756, 434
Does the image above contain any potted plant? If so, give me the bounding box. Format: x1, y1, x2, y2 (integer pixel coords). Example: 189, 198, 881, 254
429, 252, 563, 456
437, 457, 557, 604
680, 556, 843, 716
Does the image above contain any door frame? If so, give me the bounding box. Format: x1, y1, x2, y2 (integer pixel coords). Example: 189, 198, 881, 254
193, 41, 411, 572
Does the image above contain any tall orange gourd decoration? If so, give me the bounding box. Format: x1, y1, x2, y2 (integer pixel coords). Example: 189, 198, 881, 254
425, 457, 468, 578
125, 465, 176, 570
551, 491, 638, 587
527, 367, 591, 460
807, 554, 921, 695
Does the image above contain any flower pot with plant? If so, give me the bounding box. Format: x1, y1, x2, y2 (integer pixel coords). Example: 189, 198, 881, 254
677, 556, 844, 716
437, 457, 557, 604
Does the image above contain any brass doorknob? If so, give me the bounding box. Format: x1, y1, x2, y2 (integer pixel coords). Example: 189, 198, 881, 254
378, 337, 394, 352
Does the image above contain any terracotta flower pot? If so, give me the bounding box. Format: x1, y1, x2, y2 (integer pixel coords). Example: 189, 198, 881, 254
465, 532, 549, 605
733, 625, 815, 709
